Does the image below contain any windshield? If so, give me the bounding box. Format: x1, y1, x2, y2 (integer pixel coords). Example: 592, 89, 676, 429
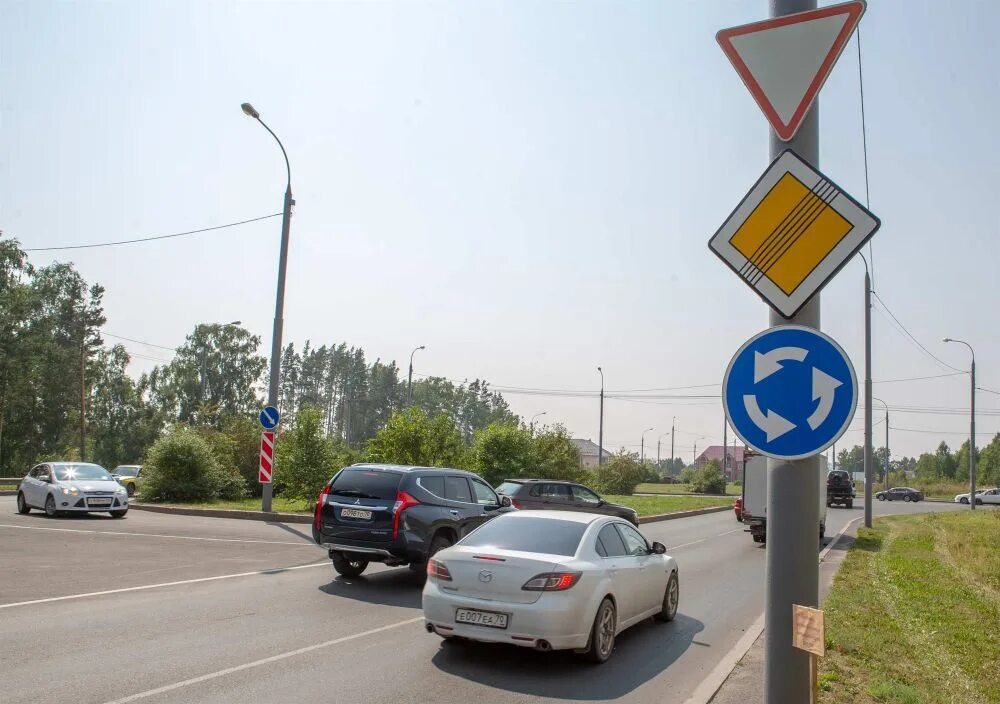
495, 481, 523, 496
460, 516, 587, 556
53, 464, 113, 481
115, 467, 140, 477
328, 469, 402, 500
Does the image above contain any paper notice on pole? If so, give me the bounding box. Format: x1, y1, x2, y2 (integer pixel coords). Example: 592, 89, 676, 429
792, 604, 825, 656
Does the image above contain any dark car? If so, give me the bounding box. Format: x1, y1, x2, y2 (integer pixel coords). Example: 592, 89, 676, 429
875, 487, 924, 503
313, 464, 511, 578
494, 479, 639, 526
826, 469, 855, 508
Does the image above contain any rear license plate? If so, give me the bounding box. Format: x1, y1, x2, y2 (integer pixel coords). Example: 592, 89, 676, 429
88, 498, 112, 506
340, 508, 372, 520
455, 608, 509, 629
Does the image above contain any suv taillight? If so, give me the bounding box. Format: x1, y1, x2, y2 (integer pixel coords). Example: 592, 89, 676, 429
392, 490, 420, 539
522, 572, 581, 591
314, 484, 332, 533
427, 559, 452, 581
511, 498, 523, 509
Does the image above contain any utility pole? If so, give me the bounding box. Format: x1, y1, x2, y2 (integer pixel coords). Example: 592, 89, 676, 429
723, 420, 729, 481
242, 102, 293, 514
764, 4, 820, 702
79, 310, 87, 462
597, 367, 605, 466
641, 427, 654, 465
407, 345, 425, 406
944, 338, 976, 510
863, 270, 873, 528
670, 416, 675, 474
885, 406, 890, 490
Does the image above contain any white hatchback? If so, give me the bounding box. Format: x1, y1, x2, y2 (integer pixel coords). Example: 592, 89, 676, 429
422, 510, 679, 663
17, 462, 129, 518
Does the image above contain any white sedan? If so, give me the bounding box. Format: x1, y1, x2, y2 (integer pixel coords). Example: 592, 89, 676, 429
422, 510, 679, 663
954, 488, 1000, 505
17, 462, 129, 517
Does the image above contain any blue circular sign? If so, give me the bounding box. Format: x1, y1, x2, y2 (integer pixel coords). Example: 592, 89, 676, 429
259, 405, 280, 430
724, 326, 857, 460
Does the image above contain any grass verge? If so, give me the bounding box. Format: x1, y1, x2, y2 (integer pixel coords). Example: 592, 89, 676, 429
608, 494, 732, 517
820, 510, 1000, 704
635, 482, 741, 496
143, 497, 314, 514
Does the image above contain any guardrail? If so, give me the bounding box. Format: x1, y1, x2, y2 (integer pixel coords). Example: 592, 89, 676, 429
0, 477, 23, 483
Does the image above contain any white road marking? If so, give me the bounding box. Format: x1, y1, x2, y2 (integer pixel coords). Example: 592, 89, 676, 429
716, 527, 745, 537
0, 522, 315, 546
666, 538, 708, 550
0, 561, 328, 610
100, 617, 424, 704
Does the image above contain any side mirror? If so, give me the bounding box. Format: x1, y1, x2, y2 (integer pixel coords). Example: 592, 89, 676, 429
499, 495, 513, 508
651, 541, 667, 555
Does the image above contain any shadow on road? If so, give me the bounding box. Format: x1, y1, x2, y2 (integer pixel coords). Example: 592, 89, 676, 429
319, 567, 423, 609
431, 613, 704, 700
265, 521, 314, 543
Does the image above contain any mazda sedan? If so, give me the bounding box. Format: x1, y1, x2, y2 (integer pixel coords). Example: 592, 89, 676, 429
17, 462, 129, 518
423, 511, 679, 663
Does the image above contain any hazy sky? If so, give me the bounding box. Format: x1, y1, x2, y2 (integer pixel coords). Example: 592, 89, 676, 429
2, 1, 998, 460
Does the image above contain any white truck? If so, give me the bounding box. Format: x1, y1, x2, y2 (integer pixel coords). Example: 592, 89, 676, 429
741, 453, 827, 544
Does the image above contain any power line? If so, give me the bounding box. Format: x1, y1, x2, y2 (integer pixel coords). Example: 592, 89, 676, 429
871, 292, 964, 373
978, 386, 1000, 397
874, 372, 965, 384
23, 213, 282, 252
889, 426, 997, 437
103, 332, 176, 351
856, 25, 873, 286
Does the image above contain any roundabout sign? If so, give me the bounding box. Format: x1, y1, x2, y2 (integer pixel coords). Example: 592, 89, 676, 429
724, 325, 857, 460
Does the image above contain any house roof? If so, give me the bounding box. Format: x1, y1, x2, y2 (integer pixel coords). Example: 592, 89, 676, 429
570, 438, 611, 458
696, 445, 748, 463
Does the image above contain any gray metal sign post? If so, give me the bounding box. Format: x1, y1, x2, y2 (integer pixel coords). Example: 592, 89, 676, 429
763, 2, 820, 701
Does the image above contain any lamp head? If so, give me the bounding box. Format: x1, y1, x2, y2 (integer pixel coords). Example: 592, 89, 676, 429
241, 103, 260, 119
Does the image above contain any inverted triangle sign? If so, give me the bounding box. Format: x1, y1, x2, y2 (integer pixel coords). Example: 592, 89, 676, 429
717, 1, 866, 141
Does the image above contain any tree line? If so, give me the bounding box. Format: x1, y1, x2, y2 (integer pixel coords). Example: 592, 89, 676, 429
833, 439, 1000, 487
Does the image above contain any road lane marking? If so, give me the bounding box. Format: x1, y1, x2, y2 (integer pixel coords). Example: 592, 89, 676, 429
0, 561, 328, 610
0, 523, 315, 546
666, 538, 708, 550
100, 616, 424, 704
716, 527, 745, 537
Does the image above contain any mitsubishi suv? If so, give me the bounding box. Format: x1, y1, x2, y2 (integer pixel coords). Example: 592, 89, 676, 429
313, 464, 512, 578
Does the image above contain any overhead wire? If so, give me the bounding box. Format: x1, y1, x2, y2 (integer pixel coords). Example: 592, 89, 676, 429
871, 291, 964, 373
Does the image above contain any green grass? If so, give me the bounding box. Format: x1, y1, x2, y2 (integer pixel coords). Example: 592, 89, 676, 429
0, 484, 18, 491
819, 510, 1000, 704
607, 494, 733, 517
145, 497, 314, 514
635, 482, 741, 496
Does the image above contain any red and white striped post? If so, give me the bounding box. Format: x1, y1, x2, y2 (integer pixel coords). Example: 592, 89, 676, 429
259, 431, 275, 484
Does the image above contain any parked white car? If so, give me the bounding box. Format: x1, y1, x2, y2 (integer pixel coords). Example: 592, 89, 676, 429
423, 511, 678, 663
17, 462, 129, 518
954, 488, 1000, 505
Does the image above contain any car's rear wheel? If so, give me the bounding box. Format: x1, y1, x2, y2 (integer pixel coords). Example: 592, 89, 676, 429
110, 509, 127, 519
44, 495, 58, 518
656, 573, 679, 622
903, 495, 912, 502
412, 533, 454, 576
16, 492, 31, 514
583, 598, 617, 664
847, 500, 853, 509
974, 498, 983, 506
331, 552, 369, 578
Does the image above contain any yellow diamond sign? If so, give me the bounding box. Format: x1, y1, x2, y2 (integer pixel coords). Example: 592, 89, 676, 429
709, 150, 880, 318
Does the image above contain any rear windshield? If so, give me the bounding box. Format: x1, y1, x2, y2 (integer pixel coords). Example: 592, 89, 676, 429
328, 469, 401, 500
460, 516, 587, 556
495, 482, 523, 496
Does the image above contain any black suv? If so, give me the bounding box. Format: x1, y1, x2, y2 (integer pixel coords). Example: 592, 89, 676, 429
313, 464, 511, 578
826, 469, 856, 508
494, 479, 639, 526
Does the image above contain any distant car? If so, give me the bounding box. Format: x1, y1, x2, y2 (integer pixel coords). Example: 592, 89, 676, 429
112, 465, 142, 496
826, 469, 855, 508
875, 487, 924, 503
423, 511, 678, 663
17, 462, 129, 518
313, 464, 512, 578
954, 488, 1000, 505
494, 479, 639, 526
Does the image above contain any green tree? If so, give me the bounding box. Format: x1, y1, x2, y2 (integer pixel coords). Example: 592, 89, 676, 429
471, 423, 536, 486
593, 451, 644, 495
689, 460, 727, 494
364, 408, 467, 468
914, 452, 939, 481
140, 426, 223, 502
221, 414, 268, 496
274, 406, 353, 502
533, 425, 585, 483
89, 345, 162, 469
836, 445, 864, 474
977, 434, 1000, 485
935, 442, 957, 480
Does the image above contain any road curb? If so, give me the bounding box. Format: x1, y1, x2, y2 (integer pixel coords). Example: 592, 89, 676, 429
0, 490, 15, 497
638, 505, 731, 524
130, 502, 313, 524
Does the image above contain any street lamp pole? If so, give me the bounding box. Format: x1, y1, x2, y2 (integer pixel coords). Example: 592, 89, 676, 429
597, 367, 605, 466
873, 397, 889, 490
242, 102, 293, 514
530, 411, 547, 434
657, 431, 670, 468
641, 427, 654, 464
944, 338, 976, 510
407, 345, 425, 406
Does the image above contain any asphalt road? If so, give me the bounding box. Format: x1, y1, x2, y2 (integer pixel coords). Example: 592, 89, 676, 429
0, 495, 966, 704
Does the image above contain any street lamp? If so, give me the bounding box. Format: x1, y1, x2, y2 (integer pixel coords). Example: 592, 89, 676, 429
657, 431, 671, 467
670, 416, 676, 473
407, 345, 425, 406
641, 427, 655, 464
242, 101, 294, 514
597, 367, 605, 466
693, 435, 707, 465
944, 337, 977, 510
530, 411, 547, 434
872, 396, 890, 490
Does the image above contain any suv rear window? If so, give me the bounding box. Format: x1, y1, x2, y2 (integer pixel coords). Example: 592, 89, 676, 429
495, 482, 523, 496
329, 469, 401, 500
828, 471, 850, 482
461, 516, 587, 556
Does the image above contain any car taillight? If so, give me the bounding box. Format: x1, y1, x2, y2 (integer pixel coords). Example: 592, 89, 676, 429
522, 572, 581, 591
314, 484, 332, 532
511, 499, 523, 509
427, 559, 452, 581
392, 490, 420, 539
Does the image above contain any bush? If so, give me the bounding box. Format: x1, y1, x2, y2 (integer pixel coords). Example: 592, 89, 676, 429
140, 427, 224, 502
275, 407, 354, 502
222, 414, 267, 496
533, 425, 586, 484
365, 408, 468, 469
680, 467, 697, 484
593, 451, 645, 495
472, 423, 536, 487
689, 460, 727, 494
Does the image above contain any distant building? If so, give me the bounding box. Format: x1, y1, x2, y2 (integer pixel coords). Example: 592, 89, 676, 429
570, 438, 612, 469
694, 445, 748, 481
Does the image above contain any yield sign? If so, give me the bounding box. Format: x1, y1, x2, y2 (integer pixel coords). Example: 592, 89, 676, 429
717, 1, 866, 141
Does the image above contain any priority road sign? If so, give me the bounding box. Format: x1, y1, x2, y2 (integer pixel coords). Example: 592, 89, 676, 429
717, 1, 866, 141
724, 326, 857, 460
708, 150, 879, 319
259, 405, 280, 430
259, 431, 274, 484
